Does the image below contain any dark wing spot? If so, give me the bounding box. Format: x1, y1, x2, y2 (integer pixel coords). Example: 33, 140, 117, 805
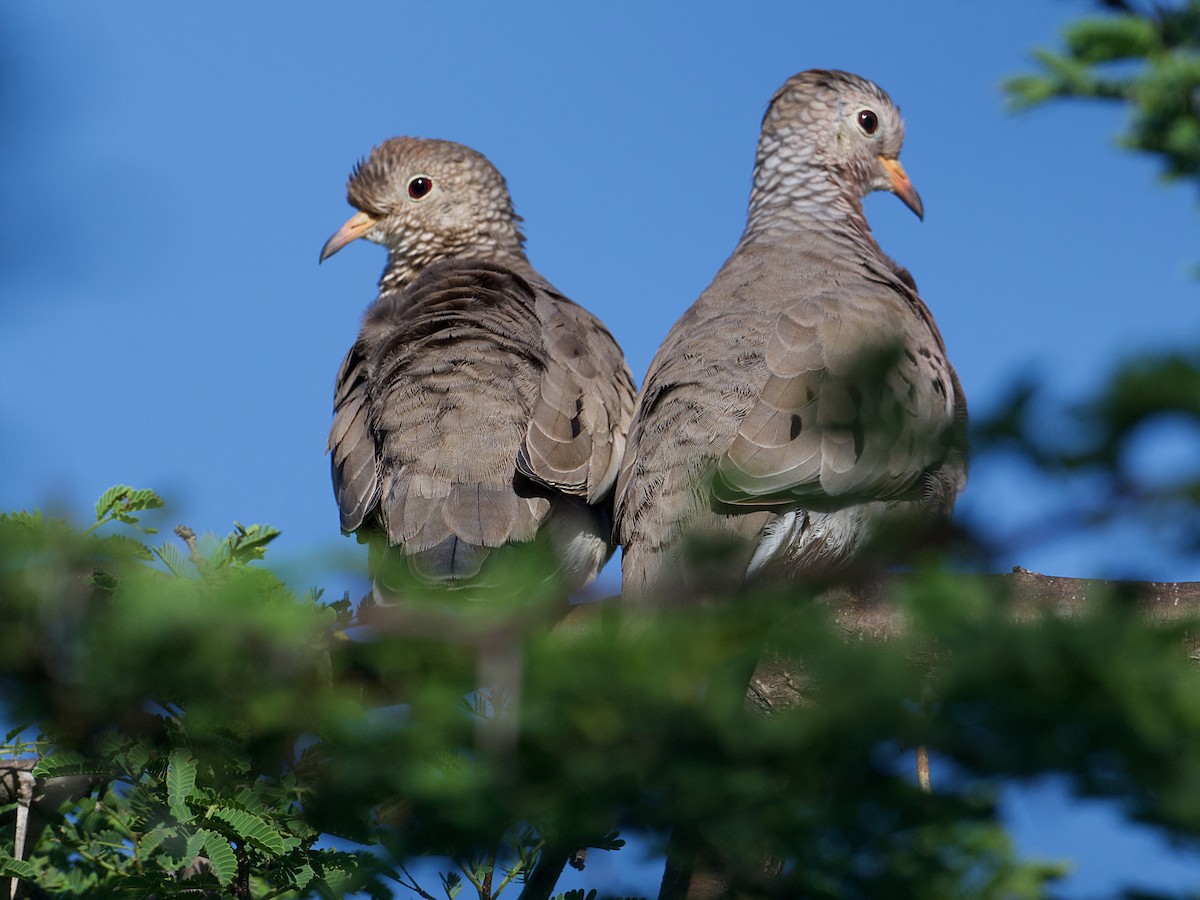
790, 414, 803, 440
571, 396, 584, 438
852, 418, 866, 461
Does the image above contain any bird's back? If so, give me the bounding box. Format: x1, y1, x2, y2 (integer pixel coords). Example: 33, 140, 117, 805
617, 228, 965, 595
332, 257, 633, 588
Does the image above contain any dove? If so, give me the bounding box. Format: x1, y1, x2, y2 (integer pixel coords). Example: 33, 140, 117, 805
322, 137, 635, 596
616, 70, 967, 600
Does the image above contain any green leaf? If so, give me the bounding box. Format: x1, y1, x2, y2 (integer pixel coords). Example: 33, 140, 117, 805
153, 849, 187, 873
138, 824, 174, 860
124, 487, 166, 514
99, 532, 155, 561
292, 863, 315, 889
0, 510, 43, 531
199, 828, 238, 887
0, 857, 38, 880
211, 806, 287, 854
91, 485, 165, 533
230, 785, 270, 816
95, 484, 133, 522
123, 739, 152, 777
184, 829, 206, 865
593, 831, 626, 851
84, 567, 120, 593
31, 749, 102, 778
167, 749, 198, 823
1064, 15, 1158, 62
441, 870, 463, 899
228, 522, 281, 565
154, 541, 191, 578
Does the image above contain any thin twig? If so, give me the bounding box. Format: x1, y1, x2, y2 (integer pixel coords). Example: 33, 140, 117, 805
916, 745, 932, 793
10, 769, 34, 900
395, 865, 439, 900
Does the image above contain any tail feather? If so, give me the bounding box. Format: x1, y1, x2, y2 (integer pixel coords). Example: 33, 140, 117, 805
408, 536, 490, 584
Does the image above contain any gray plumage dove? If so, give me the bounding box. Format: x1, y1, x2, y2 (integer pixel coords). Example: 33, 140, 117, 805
616, 69, 967, 599
321, 137, 636, 595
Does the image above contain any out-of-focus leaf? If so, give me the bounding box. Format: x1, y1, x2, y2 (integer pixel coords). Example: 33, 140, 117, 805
167, 749, 197, 823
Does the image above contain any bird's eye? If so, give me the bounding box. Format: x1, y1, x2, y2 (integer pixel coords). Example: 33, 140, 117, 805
856, 109, 879, 135
407, 176, 434, 199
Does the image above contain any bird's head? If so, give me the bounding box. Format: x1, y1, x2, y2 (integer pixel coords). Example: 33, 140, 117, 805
320, 137, 526, 280
757, 69, 923, 220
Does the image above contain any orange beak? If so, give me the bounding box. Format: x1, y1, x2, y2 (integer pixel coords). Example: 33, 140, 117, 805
879, 156, 924, 220
319, 210, 379, 263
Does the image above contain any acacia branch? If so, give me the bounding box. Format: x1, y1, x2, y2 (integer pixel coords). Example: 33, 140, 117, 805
827, 567, 1200, 637
748, 567, 1200, 714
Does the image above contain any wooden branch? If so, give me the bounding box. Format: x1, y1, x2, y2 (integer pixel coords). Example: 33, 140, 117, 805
559, 569, 1200, 716
516, 844, 570, 900
0, 761, 102, 899
0, 759, 35, 810
822, 566, 1200, 637
748, 568, 1200, 714
0, 762, 102, 812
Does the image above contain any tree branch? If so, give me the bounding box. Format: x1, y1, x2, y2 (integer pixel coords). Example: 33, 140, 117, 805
746, 568, 1200, 714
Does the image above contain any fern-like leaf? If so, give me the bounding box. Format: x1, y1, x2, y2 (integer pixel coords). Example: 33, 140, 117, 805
100, 532, 155, 561
4, 723, 32, 743
1064, 15, 1158, 63
94, 485, 132, 522
227, 522, 281, 565
137, 824, 174, 860
292, 863, 315, 889
0, 510, 43, 531
90, 485, 165, 534
0, 857, 38, 880
124, 487, 165, 514
211, 806, 287, 854
154, 541, 191, 578
183, 830, 207, 866
167, 749, 198, 824
199, 828, 238, 887
32, 750, 104, 778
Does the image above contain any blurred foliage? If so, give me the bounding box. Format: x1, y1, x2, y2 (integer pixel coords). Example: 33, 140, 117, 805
972, 348, 1200, 564
4, 484, 1200, 899
992, 0, 1200, 571
0, 492, 393, 899
1005, 0, 1200, 190
4, 7, 1200, 897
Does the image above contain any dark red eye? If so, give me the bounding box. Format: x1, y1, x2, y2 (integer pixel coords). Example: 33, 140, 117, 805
407, 176, 433, 199
857, 109, 879, 135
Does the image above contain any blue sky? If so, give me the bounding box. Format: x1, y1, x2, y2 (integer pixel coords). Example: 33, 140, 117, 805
2, 2, 1199, 895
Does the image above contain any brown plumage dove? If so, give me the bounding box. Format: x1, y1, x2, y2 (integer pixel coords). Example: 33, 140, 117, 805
321, 137, 635, 595
616, 70, 967, 599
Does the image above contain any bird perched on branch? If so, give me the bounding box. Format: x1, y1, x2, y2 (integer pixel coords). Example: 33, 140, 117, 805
321, 137, 635, 598
616, 70, 967, 601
